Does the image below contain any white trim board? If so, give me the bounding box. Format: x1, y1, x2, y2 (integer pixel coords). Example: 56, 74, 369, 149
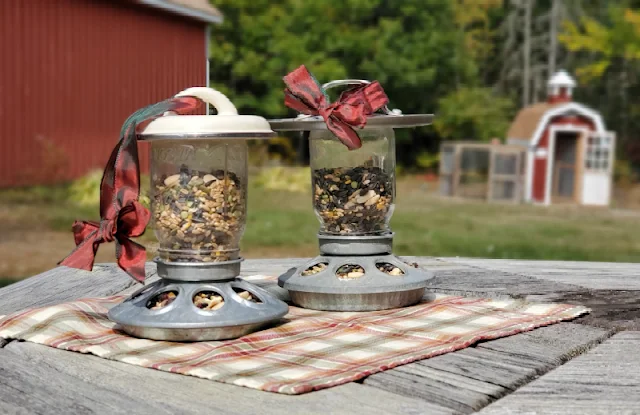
136, 0, 223, 24
544, 125, 590, 205
524, 102, 606, 202
530, 103, 606, 147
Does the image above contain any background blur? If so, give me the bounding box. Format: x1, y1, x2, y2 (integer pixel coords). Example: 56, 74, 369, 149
1, 0, 640, 287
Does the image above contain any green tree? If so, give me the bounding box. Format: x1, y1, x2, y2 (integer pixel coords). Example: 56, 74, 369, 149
560, 7, 640, 81
452, 0, 503, 85
207, 0, 480, 164
559, 6, 640, 164
434, 87, 514, 142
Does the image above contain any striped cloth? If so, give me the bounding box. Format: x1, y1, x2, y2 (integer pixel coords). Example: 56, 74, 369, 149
0, 276, 588, 395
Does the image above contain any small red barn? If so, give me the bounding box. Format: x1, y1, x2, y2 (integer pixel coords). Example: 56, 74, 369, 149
506, 71, 615, 206
0, 0, 222, 188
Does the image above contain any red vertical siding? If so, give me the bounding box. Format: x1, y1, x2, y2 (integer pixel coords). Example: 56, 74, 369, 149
532, 129, 550, 202
531, 116, 595, 203
0, 0, 207, 187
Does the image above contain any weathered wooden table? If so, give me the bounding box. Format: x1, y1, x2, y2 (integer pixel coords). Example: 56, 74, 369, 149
1, 257, 639, 415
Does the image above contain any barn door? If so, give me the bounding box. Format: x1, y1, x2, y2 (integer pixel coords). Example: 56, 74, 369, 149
582, 131, 615, 206
488, 147, 524, 203
551, 131, 580, 203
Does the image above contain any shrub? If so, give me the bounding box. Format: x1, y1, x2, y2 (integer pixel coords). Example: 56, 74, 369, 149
252, 166, 310, 193
68, 170, 151, 208
68, 170, 103, 207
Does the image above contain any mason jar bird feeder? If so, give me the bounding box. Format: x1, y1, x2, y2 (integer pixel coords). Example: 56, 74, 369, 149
268, 70, 435, 311
108, 87, 288, 341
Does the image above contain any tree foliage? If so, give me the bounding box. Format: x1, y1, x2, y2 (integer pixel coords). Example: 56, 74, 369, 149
209, 0, 473, 120
560, 7, 640, 81
434, 87, 514, 142
559, 4, 640, 163
207, 0, 640, 167
208, 0, 485, 166
452, 0, 503, 74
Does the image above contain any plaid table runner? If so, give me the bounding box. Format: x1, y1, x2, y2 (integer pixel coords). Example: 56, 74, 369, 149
0, 276, 588, 395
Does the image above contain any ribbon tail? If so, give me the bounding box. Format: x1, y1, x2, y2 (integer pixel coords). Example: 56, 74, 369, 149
58, 230, 100, 271
284, 91, 320, 116
116, 238, 148, 283
283, 65, 329, 112
339, 81, 389, 113
118, 200, 151, 238
104, 97, 204, 217
326, 118, 363, 150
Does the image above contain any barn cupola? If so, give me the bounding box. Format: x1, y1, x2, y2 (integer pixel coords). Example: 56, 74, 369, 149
547, 70, 576, 104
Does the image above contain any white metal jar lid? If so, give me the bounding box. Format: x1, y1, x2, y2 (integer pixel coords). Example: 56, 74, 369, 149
140, 87, 276, 140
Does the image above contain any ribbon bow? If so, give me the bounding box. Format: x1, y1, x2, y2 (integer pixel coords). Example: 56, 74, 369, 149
283, 65, 389, 150
59, 96, 202, 282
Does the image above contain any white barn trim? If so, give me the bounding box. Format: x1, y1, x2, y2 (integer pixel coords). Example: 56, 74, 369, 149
524, 103, 607, 202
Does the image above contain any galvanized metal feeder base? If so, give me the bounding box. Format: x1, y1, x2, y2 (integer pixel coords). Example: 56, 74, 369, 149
278, 233, 434, 311
108, 258, 288, 342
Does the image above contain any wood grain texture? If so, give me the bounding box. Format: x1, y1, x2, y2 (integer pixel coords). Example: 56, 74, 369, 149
551, 290, 640, 331
478, 332, 640, 414
364, 323, 612, 414
0, 263, 157, 315
239, 258, 306, 278
412, 257, 640, 330
424, 263, 585, 300
2, 341, 454, 415
1, 258, 635, 414
447, 258, 640, 290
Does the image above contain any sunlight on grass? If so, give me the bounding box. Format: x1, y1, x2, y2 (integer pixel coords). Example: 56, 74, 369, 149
244, 180, 640, 263
1, 175, 639, 284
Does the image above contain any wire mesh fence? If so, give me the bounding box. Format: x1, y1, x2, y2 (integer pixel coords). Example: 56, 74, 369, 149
439, 142, 526, 203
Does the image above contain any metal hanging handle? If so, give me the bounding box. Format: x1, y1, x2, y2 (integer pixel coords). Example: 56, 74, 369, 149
160, 87, 239, 117
175, 87, 239, 115
321, 79, 401, 115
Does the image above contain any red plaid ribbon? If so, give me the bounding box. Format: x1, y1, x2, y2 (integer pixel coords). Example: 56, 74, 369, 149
283, 65, 389, 150
59, 96, 202, 282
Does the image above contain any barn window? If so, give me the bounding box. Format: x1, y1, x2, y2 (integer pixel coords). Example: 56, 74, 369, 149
585, 135, 611, 171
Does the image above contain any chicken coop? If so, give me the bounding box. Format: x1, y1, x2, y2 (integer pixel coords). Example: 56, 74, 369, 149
440, 70, 616, 206
439, 142, 526, 203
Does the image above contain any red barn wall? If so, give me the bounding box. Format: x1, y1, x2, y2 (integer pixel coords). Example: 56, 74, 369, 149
531, 115, 595, 202
0, 0, 207, 188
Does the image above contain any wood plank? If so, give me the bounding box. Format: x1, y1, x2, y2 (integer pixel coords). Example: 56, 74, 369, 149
550, 289, 640, 331
3, 341, 454, 415
409, 257, 640, 330
7, 258, 635, 331
445, 258, 640, 291
423, 264, 585, 300
239, 258, 307, 278
478, 332, 640, 414
1, 258, 633, 414
0, 263, 158, 315
239, 258, 307, 302
364, 323, 611, 414
0, 259, 304, 316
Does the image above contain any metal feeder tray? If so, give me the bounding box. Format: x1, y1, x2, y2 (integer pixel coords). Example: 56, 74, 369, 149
109, 258, 289, 342
278, 233, 434, 311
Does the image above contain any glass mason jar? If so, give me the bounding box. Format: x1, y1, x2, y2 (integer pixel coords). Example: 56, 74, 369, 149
150, 139, 248, 262
140, 86, 274, 264
309, 127, 396, 235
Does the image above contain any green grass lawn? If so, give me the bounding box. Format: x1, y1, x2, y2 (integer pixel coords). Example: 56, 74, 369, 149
1, 176, 639, 288
242, 180, 640, 262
